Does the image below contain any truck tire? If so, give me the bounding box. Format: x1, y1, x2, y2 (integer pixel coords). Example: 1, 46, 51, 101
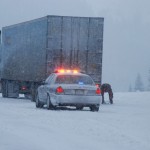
76, 106, 84, 110
31, 89, 36, 102
31, 83, 39, 102
1, 80, 8, 97
24, 93, 32, 99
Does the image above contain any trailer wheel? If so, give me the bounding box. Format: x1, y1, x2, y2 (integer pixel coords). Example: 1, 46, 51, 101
31, 89, 36, 102
1, 79, 8, 98
24, 93, 32, 99
76, 106, 84, 110
31, 83, 39, 102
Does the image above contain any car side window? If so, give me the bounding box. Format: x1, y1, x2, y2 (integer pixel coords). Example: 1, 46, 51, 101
47, 74, 55, 84
45, 74, 54, 84
55, 75, 94, 85
45, 77, 50, 84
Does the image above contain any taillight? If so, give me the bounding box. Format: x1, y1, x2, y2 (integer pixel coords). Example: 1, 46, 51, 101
96, 84, 99, 87
21, 86, 27, 90
56, 86, 64, 94
96, 88, 101, 94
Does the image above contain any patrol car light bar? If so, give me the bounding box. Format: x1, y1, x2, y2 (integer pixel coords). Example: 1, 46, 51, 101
55, 69, 79, 74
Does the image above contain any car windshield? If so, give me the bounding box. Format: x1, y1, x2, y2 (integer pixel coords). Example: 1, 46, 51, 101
55, 75, 94, 85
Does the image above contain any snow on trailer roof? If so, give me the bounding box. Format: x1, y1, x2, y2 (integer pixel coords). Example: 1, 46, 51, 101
2, 15, 104, 29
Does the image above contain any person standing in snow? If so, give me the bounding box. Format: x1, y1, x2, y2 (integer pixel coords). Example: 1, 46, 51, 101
100, 83, 113, 104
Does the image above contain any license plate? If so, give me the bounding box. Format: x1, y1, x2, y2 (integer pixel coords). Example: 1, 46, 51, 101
76, 90, 84, 95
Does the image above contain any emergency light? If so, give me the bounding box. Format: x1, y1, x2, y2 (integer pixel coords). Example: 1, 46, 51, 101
54, 69, 79, 74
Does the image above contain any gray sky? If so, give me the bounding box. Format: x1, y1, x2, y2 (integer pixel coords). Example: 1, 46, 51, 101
0, 0, 150, 91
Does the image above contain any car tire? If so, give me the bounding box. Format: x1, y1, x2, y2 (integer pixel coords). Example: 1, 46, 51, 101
47, 95, 55, 110
36, 93, 43, 108
76, 106, 84, 110
90, 105, 99, 112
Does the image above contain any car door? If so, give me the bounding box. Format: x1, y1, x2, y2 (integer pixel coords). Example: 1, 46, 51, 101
38, 83, 45, 102
42, 74, 55, 102
38, 76, 51, 102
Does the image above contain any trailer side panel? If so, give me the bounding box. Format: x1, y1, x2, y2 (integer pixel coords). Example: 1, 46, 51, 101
1, 17, 47, 81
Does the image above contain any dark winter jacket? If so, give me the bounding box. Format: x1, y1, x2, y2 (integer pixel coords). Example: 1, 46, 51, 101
101, 83, 113, 99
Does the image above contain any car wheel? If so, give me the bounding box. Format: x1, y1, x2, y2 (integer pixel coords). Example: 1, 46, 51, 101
90, 105, 99, 112
36, 93, 43, 108
76, 106, 84, 110
47, 95, 55, 110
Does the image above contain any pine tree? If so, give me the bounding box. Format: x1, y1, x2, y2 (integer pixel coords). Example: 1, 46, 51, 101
135, 73, 144, 92
128, 84, 132, 92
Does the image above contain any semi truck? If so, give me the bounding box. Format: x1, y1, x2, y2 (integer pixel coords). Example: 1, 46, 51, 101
0, 15, 104, 101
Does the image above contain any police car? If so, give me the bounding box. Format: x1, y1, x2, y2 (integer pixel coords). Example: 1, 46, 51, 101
36, 69, 102, 111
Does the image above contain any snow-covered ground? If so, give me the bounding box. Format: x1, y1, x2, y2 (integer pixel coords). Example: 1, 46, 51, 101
0, 92, 150, 150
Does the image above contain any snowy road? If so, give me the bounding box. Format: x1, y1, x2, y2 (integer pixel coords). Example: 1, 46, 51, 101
0, 92, 150, 150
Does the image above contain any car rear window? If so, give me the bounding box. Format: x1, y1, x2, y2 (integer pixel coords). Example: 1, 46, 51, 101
55, 75, 94, 85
